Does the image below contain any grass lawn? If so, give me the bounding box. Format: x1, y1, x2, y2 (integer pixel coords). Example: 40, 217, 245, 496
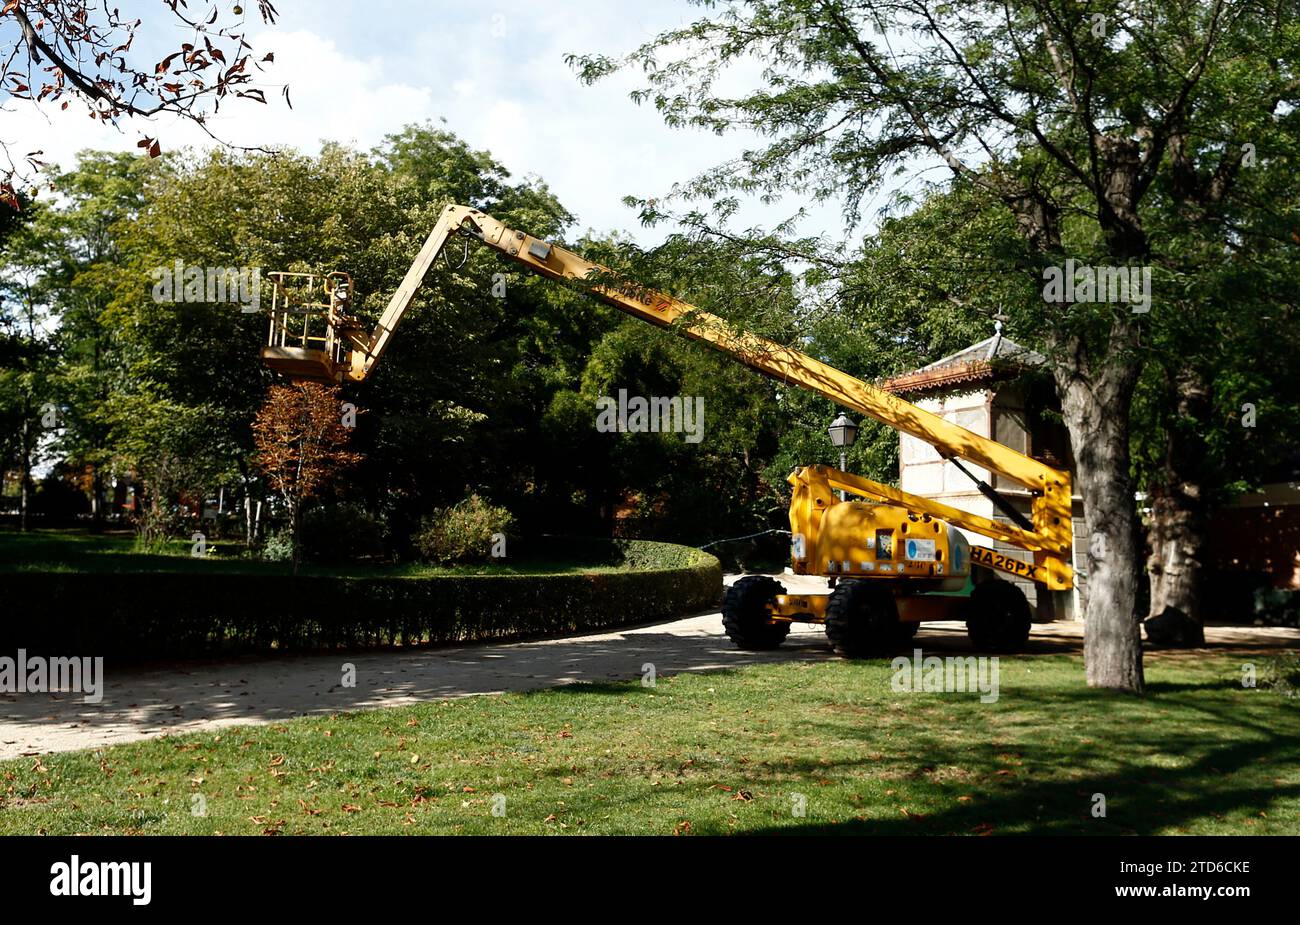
0, 528, 634, 577
2, 652, 1296, 835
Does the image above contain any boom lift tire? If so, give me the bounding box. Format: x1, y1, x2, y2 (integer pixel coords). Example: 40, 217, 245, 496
824, 579, 902, 658
722, 576, 791, 650
892, 620, 920, 646
965, 579, 1032, 652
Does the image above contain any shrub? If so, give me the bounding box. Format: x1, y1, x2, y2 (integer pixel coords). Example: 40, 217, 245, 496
260, 530, 294, 562
1262, 651, 1300, 697
414, 494, 515, 565
300, 503, 386, 564
0, 539, 721, 661
1254, 586, 1300, 628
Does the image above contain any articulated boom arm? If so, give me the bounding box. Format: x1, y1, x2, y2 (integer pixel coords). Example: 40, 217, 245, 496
267, 204, 1073, 590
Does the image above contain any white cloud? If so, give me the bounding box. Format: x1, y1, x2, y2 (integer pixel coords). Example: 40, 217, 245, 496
2, 29, 434, 175
3, 3, 856, 246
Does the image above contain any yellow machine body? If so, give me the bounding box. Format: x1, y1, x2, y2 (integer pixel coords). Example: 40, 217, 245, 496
788, 467, 970, 591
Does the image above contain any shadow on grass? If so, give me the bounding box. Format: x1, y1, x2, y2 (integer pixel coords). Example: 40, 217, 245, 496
733, 684, 1300, 835
547, 680, 662, 696
1143, 679, 1246, 694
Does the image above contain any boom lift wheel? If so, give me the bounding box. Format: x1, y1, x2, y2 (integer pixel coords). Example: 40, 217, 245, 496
824, 580, 901, 658
892, 620, 920, 646
965, 579, 1032, 652
722, 576, 791, 650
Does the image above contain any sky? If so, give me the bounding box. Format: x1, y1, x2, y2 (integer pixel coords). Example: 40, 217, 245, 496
1, 0, 867, 246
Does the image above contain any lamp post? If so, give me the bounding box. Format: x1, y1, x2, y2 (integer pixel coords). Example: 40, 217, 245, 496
827, 412, 858, 501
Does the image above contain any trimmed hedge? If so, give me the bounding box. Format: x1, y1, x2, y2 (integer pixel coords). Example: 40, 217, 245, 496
1, 539, 721, 661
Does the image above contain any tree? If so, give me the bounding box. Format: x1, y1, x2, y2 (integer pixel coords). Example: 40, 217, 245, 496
820, 170, 1300, 633
38, 152, 150, 528
1134, 243, 1300, 629
570, 0, 1300, 692
115, 393, 234, 547
0, 197, 58, 529
544, 231, 795, 550
1, 0, 284, 205
252, 382, 361, 570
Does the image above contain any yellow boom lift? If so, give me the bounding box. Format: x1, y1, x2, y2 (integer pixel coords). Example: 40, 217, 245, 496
261, 205, 1073, 657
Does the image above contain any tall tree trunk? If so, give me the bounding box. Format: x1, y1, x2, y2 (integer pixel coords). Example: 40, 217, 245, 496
1144, 365, 1209, 641
290, 499, 301, 575
998, 131, 1149, 692
236, 459, 256, 549
1056, 354, 1145, 693
92, 328, 106, 531
91, 464, 105, 532
19, 416, 31, 533
1145, 485, 1207, 627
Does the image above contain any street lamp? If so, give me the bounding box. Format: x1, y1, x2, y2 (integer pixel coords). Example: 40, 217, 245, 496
827, 412, 858, 500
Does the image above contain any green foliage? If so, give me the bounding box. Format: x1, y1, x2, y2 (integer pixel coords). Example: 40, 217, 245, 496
1261, 651, 1300, 697
0, 539, 720, 660
1254, 587, 1300, 629
300, 503, 386, 565
259, 530, 294, 563
414, 494, 515, 565
3, 119, 926, 558
570, 0, 1300, 509
536, 232, 800, 545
